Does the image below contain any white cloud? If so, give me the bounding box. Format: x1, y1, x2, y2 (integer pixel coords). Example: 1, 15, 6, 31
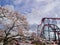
13, 0, 23, 5
4, 0, 60, 24
26, 8, 41, 24
3, 5, 15, 12
26, 0, 60, 24
35, 0, 43, 2
42, 1, 60, 14
35, 0, 55, 3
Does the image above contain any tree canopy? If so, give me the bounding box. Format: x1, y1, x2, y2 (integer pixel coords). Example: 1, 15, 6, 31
0, 7, 28, 45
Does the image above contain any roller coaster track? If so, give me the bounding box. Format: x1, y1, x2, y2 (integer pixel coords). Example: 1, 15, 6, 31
40, 24, 60, 36
37, 18, 60, 44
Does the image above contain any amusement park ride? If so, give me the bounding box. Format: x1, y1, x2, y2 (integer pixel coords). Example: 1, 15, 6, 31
38, 17, 60, 44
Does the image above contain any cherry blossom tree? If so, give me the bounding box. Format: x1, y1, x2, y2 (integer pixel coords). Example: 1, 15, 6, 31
0, 7, 28, 45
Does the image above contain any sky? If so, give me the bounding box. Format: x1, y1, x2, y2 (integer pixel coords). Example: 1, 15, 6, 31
0, 0, 60, 24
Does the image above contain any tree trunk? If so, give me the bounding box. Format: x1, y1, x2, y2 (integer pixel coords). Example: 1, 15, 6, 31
3, 39, 8, 45
3, 42, 7, 45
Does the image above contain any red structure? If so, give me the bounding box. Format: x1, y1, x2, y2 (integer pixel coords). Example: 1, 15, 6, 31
38, 17, 60, 44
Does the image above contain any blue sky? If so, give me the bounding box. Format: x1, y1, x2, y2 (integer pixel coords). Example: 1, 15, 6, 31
0, 0, 60, 24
